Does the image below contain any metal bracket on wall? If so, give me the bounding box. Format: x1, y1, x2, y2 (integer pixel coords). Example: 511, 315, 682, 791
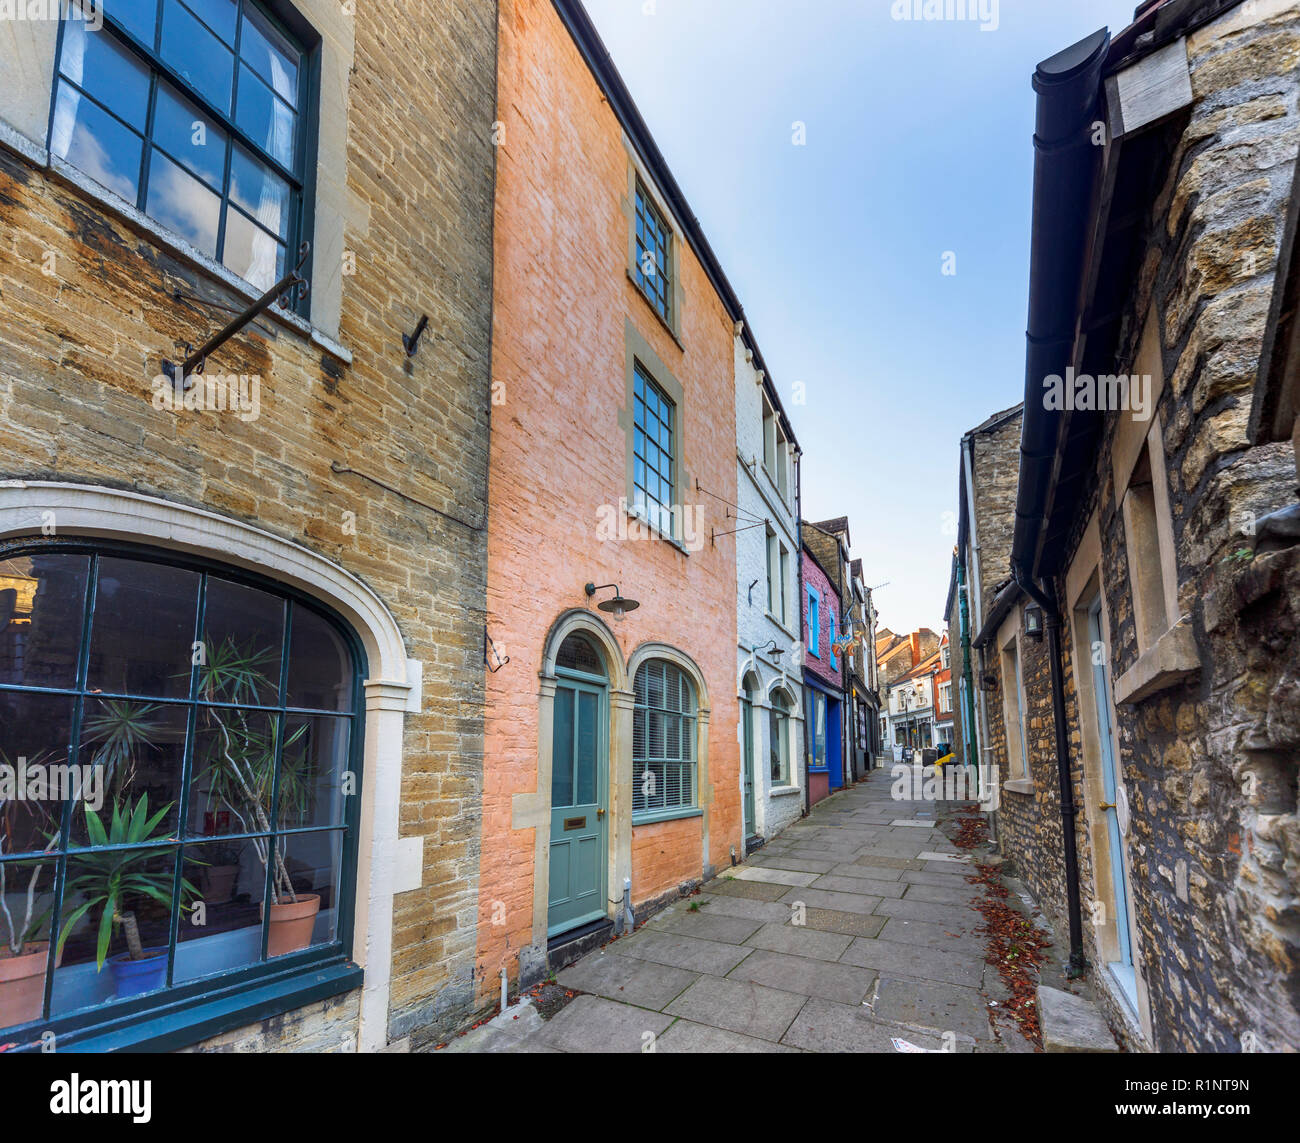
485, 629, 510, 673
403, 314, 430, 357
161, 242, 310, 389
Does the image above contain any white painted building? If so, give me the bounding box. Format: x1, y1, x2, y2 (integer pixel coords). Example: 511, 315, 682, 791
734, 328, 804, 850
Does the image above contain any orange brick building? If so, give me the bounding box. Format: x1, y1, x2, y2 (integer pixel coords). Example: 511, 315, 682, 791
479, 0, 748, 996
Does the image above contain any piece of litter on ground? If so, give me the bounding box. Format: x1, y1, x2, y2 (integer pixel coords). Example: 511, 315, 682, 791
892, 1037, 941, 1053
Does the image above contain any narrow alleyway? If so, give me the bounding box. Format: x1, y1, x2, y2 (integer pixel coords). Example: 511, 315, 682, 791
448, 767, 1054, 1053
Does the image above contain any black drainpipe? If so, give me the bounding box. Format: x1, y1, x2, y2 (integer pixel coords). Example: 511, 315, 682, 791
1013, 568, 1087, 978
1011, 26, 1112, 980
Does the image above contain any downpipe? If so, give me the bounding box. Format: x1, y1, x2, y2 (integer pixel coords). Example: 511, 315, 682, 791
1013, 568, 1087, 979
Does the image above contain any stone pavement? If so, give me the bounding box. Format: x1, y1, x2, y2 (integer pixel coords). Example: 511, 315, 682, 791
449, 767, 1037, 1053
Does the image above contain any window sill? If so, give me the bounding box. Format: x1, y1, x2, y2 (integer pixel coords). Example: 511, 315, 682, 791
770, 785, 801, 798
1003, 778, 1034, 795
624, 503, 692, 556
1114, 621, 1199, 706
36, 149, 351, 365
626, 268, 684, 350
633, 808, 704, 827
5, 955, 362, 1054
764, 613, 797, 642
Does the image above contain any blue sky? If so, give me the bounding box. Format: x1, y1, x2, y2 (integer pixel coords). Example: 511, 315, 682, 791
583, 0, 1139, 636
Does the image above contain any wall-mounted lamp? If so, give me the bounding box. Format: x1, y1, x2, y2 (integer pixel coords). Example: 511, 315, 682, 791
754, 639, 783, 660
1024, 602, 1045, 643
585, 583, 640, 623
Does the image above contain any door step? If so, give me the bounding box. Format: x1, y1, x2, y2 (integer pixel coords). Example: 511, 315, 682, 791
547, 918, 614, 974
1037, 985, 1120, 1052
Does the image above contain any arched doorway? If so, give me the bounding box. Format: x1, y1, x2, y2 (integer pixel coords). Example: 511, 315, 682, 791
547, 632, 610, 937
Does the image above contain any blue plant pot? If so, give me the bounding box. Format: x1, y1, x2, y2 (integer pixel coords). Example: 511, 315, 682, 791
109, 948, 167, 998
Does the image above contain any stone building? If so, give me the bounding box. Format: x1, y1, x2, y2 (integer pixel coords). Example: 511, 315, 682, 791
735, 323, 805, 850
477, 0, 756, 1000
963, 0, 1300, 1052
0, 0, 497, 1051
943, 404, 1022, 776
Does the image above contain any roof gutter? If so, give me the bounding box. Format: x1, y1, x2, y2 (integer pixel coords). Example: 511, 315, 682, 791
1011, 27, 1110, 584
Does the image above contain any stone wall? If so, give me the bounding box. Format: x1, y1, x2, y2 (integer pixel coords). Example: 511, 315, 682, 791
0, 0, 499, 1051
996, 0, 1300, 1053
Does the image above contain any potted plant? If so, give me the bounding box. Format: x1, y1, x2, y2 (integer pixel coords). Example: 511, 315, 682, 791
193, 636, 316, 956
198, 841, 242, 903
0, 750, 61, 1029
55, 795, 201, 999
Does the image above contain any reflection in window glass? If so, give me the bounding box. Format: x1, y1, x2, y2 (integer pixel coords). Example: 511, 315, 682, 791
0, 549, 359, 1037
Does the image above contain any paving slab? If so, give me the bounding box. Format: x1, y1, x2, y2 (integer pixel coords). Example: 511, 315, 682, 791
780, 886, 883, 916
705, 877, 790, 901
753, 855, 837, 875
851, 855, 927, 871
734, 865, 820, 887
877, 918, 983, 949
664, 974, 808, 1042
874, 896, 982, 926
556, 950, 700, 1010
727, 949, 874, 1005
812, 873, 905, 897
744, 921, 854, 962
613, 929, 754, 976
795, 906, 888, 939
829, 862, 904, 883
839, 936, 984, 988
533, 995, 674, 1053
871, 975, 992, 1041
692, 893, 792, 924
782, 997, 969, 1053
901, 869, 975, 888
902, 882, 978, 907
656, 1020, 800, 1053
645, 907, 764, 945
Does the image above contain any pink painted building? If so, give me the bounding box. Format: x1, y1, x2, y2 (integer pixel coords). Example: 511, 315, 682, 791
801, 545, 843, 805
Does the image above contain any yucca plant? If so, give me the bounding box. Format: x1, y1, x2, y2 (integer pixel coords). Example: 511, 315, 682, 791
80, 700, 164, 796
0, 750, 61, 959
54, 795, 200, 970
191, 635, 312, 906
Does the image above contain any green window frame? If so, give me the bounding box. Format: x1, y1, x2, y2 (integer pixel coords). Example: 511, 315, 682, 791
769, 691, 790, 785
634, 179, 672, 323
0, 541, 364, 1050
633, 362, 676, 537
47, 0, 317, 300
632, 660, 696, 818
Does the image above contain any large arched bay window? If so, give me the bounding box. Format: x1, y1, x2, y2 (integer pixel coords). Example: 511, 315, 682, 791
632, 660, 696, 819
0, 543, 362, 1043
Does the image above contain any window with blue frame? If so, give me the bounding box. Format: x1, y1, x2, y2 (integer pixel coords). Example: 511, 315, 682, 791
633, 363, 676, 538
807, 586, 820, 659
0, 544, 362, 1046
634, 179, 672, 323
829, 612, 838, 669
48, 0, 314, 296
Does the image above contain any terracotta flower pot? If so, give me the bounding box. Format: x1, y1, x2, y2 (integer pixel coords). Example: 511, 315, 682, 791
201, 864, 239, 903
0, 943, 51, 1030
264, 894, 321, 957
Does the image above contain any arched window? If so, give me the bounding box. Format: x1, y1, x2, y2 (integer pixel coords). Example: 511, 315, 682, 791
769, 691, 792, 785
632, 660, 696, 818
556, 633, 606, 678
0, 544, 362, 1041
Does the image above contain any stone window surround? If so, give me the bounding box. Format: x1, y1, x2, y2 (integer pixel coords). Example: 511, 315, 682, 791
0, 0, 355, 352
0, 481, 421, 1053
760, 390, 792, 507
621, 135, 684, 345
514, 614, 714, 954
997, 605, 1033, 794
619, 318, 693, 553
737, 661, 804, 792
1111, 311, 1198, 705
1064, 510, 1154, 1046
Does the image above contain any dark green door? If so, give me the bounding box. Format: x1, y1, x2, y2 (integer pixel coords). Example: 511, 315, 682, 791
548, 679, 607, 936
741, 693, 756, 839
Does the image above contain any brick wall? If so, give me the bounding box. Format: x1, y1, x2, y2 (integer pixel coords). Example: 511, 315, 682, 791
479, 0, 741, 1006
